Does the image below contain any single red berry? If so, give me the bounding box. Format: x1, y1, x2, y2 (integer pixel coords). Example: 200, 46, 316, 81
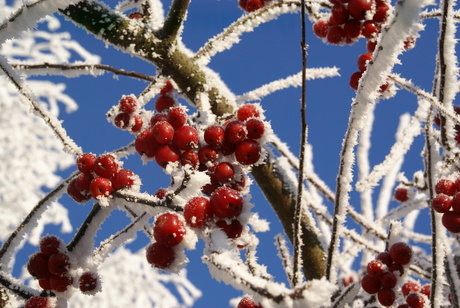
79, 272, 99, 293
442, 211, 460, 233
173, 125, 199, 150
216, 219, 243, 239
201, 175, 220, 196
343, 19, 362, 39
327, 26, 345, 44
349, 71, 363, 90
24, 296, 51, 308
235, 139, 261, 165
204, 125, 225, 148
221, 140, 237, 156
237, 295, 262, 308
420, 284, 431, 298
94, 154, 119, 178
76, 153, 96, 174
112, 169, 136, 191
377, 288, 396, 306
361, 274, 381, 294
210, 186, 243, 219
154, 188, 168, 199
367, 40, 377, 52
150, 113, 169, 127
366, 259, 385, 278
119, 96, 137, 114
237, 104, 260, 122
135, 129, 159, 158
50, 274, 73, 292
347, 0, 373, 20
152, 121, 175, 144
380, 271, 397, 289
67, 179, 91, 203
48, 252, 71, 276
160, 81, 173, 96
114, 113, 131, 130
239, 0, 264, 12
27, 252, 52, 279
361, 20, 378, 39
89, 177, 112, 199
225, 121, 247, 144
129, 115, 143, 133
406, 292, 425, 308
155, 95, 175, 112
433, 194, 453, 213
376, 251, 393, 266
246, 118, 265, 139
389, 242, 412, 265
73, 172, 94, 193
128, 12, 143, 19
388, 262, 404, 276
198, 145, 219, 165
180, 150, 199, 168
38, 278, 52, 290
357, 53, 373, 72
184, 197, 213, 228
435, 179, 456, 196
330, 4, 349, 25
214, 162, 235, 184
167, 106, 187, 129
402, 281, 421, 297
313, 19, 330, 38
394, 187, 409, 202
373, 2, 390, 23
155, 144, 181, 168
154, 213, 186, 246
39, 235, 62, 256
146, 242, 175, 269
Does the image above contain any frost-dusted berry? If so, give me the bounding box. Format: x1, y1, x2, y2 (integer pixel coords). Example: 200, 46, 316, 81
128, 12, 143, 19
380, 271, 397, 289
377, 288, 396, 306
405, 292, 425, 308
442, 211, 460, 233
237, 104, 260, 122
361, 274, 381, 294
210, 186, 243, 219
432, 194, 453, 213
24, 296, 51, 308
184, 197, 213, 228
389, 242, 412, 265
420, 284, 431, 298
376, 251, 393, 266
40, 235, 62, 256
74, 173, 94, 194
347, 0, 372, 20
204, 125, 225, 148
167, 106, 187, 129
435, 179, 456, 196
361, 20, 378, 39
366, 259, 385, 278
48, 252, 71, 276
114, 113, 131, 129
373, 2, 390, 23
313, 19, 330, 38
146, 242, 175, 269
180, 150, 199, 168
50, 274, 73, 292
154, 188, 168, 199
79, 272, 99, 293
90, 177, 112, 199
67, 179, 91, 203
155, 95, 175, 112
27, 252, 51, 279
130, 115, 143, 133
330, 4, 349, 25
214, 162, 235, 184
357, 53, 373, 72
394, 187, 409, 203
327, 26, 345, 45
402, 281, 421, 297
239, 0, 264, 12
76, 153, 96, 174
152, 121, 175, 144
112, 169, 136, 191
160, 80, 173, 96
216, 219, 243, 239
344, 19, 361, 39
94, 154, 119, 178
172, 125, 199, 150
237, 295, 263, 308
198, 145, 218, 165
388, 262, 404, 276
155, 144, 181, 168
349, 71, 363, 90
246, 118, 265, 139
119, 96, 137, 114
150, 113, 168, 127
154, 213, 186, 246
135, 129, 159, 158
235, 139, 261, 165
225, 121, 247, 144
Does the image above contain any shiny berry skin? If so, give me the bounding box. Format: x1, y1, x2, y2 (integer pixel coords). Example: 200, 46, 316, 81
377, 288, 396, 306
76, 153, 96, 173
239, 0, 264, 12
357, 53, 373, 72
180, 150, 199, 168
167, 106, 187, 129
361, 20, 378, 39
128, 12, 143, 19
146, 242, 175, 269
198, 145, 219, 165
79, 272, 99, 293
210, 186, 243, 219
389, 242, 412, 265
119, 96, 137, 114
388, 262, 404, 276
442, 211, 460, 233
173, 125, 199, 150
367, 40, 377, 52
214, 162, 235, 184
406, 292, 425, 308
27, 252, 51, 279
114, 113, 131, 129
313, 19, 330, 38
347, 0, 372, 20
38, 278, 52, 290
152, 121, 175, 144
39, 235, 62, 256
402, 281, 421, 297
376, 251, 393, 267
67, 179, 91, 203
184, 197, 213, 228
237, 104, 260, 121
160, 81, 173, 96
135, 129, 159, 158
380, 271, 397, 289
74, 172, 94, 193
150, 113, 168, 127
366, 259, 385, 278
435, 179, 456, 196
361, 274, 381, 294
235, 139, 261, 165
237, 295, 262, 308
246, 118, 265, 139
394, 187, 409, 202
94, 154, 119, 178
154, 213, 186, 246
90, 177, 112, 199
204, 125, 225, 148
327, 26, 345, 44
50, 274, 73, 292
330, 4, 349, 25
225, 121, 247, 144
155, 95, 175, 112
344, 19, 361, 39
48, 252, 71, 276
24, 296, 51, 308
216, 219, 243, 239
432, 194, 453, 213
112, 169, 136, 190
373, 2, 390, 23
349, 71, 363, 90
155, 144, 180, 168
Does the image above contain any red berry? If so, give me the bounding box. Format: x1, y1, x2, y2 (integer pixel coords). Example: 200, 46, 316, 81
135, 129, 159, 158
39, 235, 62, 256
154, 188, 168, 199
94, 154, 119, 178
237, 104, 260, 122
112, 169, 136, 191
167, 106, 187, 129
152, 121, 175, 144
347, 0, 372, 20
146, 242, 175, 269
155, 144, 181, 168
235, 139, 261, 165
404, 36, 416, 50
180, 150, 199, 168
50, 274, 73, 292
313, 19, 330, 38
377, 288, 396, 306
184, 197, 213, 228
344, 19, 361, 39
204, 125, 225, 148
246, 118, 265, 139
173, 125, 199, 150
38, 278, 52, 290
25, 296, 50, 308
366, 259, 385, 278
89, 177, 112, 199
435, 179, 456, 196
380, 271, 397, 289
128, 12, 143, 19
155, 95, 175, 112
216, 219, 243, 239
76, 153, 96, 174
420, 284, 431, 298
349, 71, 363, 90
154, 213, 186, 246
327, 26, 345, 44
373, 2, 390, 23
442, 211, 460, 233
67, 179, 91, 203
225, 121, 247, 144
114, 113, 131, 130
389, 242, 412, 265
357, 53, 373, 72
27, 252, 51, 279
210, 186, 243, 219
160, 81, 173, 96
201, 175, 220, 196
361, 20, 378, 39
73, 172, 94, 193
388, 262, 404, 276
376, 251, 393, 267
361, 274, 381, 294
198, 145, 219, 165
221, 140, 237, 156
330, 4, 349, 25
79, 272, 99, 293
214, 162, 235, 184
239, 0, 264, 12
119, 96, 137, 114
394, 187, 409, 202
367, 40, 377, 52
237, 295, 262, 308
150, 113, 169, 127
433, 194, 453, 213
48, 252, 71, 276
406, 292, 425, 308
402, 281, 421, 297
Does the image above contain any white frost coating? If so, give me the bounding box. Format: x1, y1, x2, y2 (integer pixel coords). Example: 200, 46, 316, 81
236, 67, 340, 104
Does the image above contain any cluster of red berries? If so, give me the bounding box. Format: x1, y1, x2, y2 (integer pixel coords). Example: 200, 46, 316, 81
26, 235, 100, 306
398, 280, 430, 308
434, 105, 460, 144
361, 242, 413, 306
112, 95, 144, 133
238, 0, 272, 12
67, 153, 139, 204
431, 178, 460, 233
237, 295, 263, 308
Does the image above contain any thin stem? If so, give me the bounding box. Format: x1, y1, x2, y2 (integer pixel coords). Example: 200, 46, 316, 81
157, 0, 190, 42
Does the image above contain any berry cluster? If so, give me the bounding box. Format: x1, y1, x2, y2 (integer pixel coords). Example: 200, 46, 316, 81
112, 95, 144, 133
237, 295, 263, 308
26, 235, 100, 298
361, 242, 413, 306
431, 178, 460, 233
398, 280, 430, 308
67, 153, 140, 204
238, 0, 272, 12
24, 296, 53, 308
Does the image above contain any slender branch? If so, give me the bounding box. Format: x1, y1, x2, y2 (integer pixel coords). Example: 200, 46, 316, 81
157, 0, 190, 42
0, 273, 39, 300
66, 204, 103, 252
